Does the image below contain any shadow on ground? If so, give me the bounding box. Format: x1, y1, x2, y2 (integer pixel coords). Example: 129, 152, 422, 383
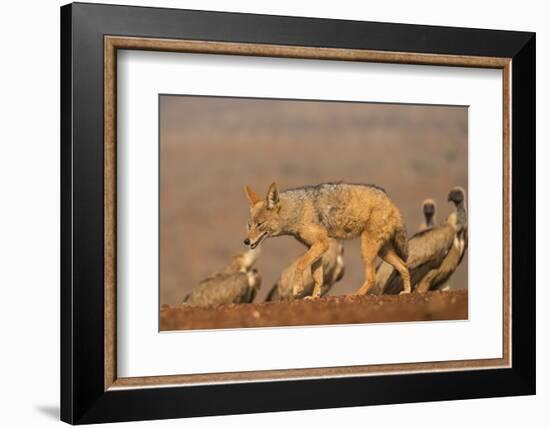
35, 405, 59, 420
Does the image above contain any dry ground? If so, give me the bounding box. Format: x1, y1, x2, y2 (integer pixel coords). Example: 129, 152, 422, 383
160, 289, 467, 331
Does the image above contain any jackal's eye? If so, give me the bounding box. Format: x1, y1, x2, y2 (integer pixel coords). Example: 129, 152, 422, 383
256, 221, 264, 229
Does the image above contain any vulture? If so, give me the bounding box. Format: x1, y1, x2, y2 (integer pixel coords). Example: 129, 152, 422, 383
374, 187, 467, 294
266, 239, 345, 301
221, 248, 261, 274
416, 187, 468, 292
183, 269, 261, 307
419, 198, 437, 231
183, 249, 262, 307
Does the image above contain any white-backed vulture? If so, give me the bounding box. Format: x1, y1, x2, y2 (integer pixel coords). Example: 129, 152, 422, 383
182, 249, 261, 307
221, 248, 261, 274
374, 187, 467, 294
266, 239, 345, 301
183, 269, 262, 307
416, 187, 468, 292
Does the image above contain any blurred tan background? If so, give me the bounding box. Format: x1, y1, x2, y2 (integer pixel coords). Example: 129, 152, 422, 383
160, 95, 468, 305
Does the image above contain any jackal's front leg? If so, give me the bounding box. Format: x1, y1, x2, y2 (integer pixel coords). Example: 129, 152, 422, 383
292, 239, 329, 298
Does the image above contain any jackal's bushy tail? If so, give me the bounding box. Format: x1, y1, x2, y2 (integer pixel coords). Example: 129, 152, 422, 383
393, 223, 409, 262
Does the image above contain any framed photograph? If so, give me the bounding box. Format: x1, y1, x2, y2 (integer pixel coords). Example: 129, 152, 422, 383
61, 2, 535, 424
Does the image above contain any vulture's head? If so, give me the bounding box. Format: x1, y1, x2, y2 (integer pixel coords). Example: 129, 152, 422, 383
230, 247, 261, 272
447, 186, 467, 232
422, 198, 436, 218
247, 268, 262, 292
448, 186, 466, 205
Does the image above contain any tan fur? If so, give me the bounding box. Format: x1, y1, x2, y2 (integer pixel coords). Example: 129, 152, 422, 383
369, 198, 436, 295
244, 182, 410, 296
244, 185, 262, 206
266, 239, 345, 301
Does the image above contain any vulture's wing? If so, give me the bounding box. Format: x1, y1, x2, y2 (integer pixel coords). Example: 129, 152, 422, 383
458, 225, 468, 265
265, 284, 281, 301
381, 224, 456, 294
185, 272, 249, 307
407, 224, 456, 269
373, 262, 393, 295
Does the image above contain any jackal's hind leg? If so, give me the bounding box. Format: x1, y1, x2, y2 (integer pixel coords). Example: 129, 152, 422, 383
380, 245, 411, 294
310, 258, 324, 298
356, 232, 385, 295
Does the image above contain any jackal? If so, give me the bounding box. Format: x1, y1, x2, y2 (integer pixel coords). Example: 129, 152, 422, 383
243, 182, 410, 296
266, 239, 345, 301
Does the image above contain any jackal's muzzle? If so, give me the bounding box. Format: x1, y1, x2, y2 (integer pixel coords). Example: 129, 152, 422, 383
244, 231, 268, 249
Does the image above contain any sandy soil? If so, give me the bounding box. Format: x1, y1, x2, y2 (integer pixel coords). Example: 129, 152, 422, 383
160, 289, 467, 331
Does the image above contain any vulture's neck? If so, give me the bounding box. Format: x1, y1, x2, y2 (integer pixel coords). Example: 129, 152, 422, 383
425, 213, 435, 227
455, 201, 467, 229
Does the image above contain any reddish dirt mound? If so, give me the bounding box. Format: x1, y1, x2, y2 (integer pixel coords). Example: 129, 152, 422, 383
160, 289, 468, 331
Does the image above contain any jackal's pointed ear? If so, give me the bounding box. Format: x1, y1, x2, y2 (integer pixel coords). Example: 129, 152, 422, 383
266, 182, 280, 210
244, 185, 261, 206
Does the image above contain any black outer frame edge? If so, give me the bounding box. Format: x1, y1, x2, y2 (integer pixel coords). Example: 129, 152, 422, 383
60, 4, 74, 425
70, 1, 533, 56
80, 370, 533, 425
510, 34, 536, 392
60, 2, 536, 424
